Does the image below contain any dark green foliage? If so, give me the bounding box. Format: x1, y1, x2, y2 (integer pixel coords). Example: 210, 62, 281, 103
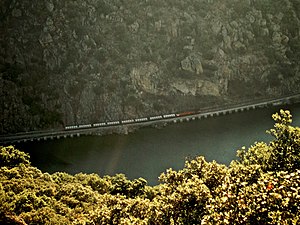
0, 110, 300, 224
1, 63, 23, 83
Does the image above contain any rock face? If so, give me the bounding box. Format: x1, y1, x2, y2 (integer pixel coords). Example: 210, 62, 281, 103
0, 0, 300, 133
130, 62, 161, 95
181, 53, 204, 75
172, 79, 220, 97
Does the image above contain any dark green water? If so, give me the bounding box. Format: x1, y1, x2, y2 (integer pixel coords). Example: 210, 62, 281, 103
16, 104, 300, 185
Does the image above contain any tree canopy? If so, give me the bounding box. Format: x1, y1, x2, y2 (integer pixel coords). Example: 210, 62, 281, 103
0, 110, 299, 224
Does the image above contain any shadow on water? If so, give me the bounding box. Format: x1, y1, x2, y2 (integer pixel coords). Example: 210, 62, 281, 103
16, 103, 300, 185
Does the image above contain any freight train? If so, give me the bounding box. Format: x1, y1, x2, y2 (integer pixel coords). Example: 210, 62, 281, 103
65, 111, 196, 130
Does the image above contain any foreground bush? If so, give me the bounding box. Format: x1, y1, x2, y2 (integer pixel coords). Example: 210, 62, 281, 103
0, 110, 299, 224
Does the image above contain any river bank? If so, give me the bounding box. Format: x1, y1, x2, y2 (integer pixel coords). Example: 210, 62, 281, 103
16, 103, 300, 185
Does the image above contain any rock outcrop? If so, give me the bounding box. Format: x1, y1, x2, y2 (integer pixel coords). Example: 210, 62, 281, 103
0, 0, 300, 133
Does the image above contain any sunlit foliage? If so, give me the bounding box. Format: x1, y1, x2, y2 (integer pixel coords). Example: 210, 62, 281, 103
0, 110, 299, 224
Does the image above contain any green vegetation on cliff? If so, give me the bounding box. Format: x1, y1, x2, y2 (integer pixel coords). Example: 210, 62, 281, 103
1, 0, 300, 134
0, 110, 300, 224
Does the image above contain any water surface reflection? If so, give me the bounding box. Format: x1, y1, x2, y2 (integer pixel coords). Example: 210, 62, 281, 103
17, 104, 300, 185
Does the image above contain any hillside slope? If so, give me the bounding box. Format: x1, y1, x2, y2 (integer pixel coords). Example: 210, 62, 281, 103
1, 0, 300, 133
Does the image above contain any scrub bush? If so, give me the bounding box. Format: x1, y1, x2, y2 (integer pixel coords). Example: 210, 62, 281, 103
0, 110, 299, 224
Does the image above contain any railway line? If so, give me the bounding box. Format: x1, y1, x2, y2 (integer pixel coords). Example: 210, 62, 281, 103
1, 93, 300, 144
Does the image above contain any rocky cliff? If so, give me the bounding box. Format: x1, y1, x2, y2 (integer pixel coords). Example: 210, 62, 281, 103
1, 0, 300, 134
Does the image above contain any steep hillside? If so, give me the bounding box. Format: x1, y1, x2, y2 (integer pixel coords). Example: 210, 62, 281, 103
1, 0, 300, 133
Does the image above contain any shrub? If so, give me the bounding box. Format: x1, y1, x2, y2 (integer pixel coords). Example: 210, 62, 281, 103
0, 110, 299, 224
0, 146, 30, 168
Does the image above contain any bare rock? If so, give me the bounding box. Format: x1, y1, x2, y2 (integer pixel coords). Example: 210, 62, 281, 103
129, 21, 140, 33
46, 0, 55, 13
181, 53, 203, 74
39, 32, 53, 46
130, 62, 160, 94
171, 79, 220, 97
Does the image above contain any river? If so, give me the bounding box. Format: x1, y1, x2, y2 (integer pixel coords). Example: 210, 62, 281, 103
16, 103, 300, 185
